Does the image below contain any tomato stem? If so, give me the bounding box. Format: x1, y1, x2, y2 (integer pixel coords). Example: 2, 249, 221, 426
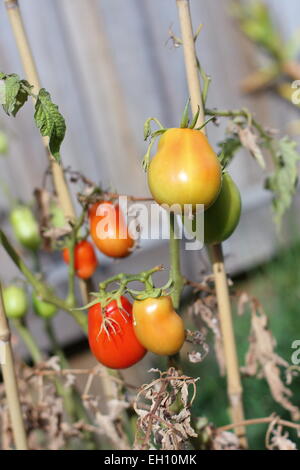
169, 212, 184, 310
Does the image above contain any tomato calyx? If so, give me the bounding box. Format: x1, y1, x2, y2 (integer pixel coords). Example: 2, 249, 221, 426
143, 101, 216, 172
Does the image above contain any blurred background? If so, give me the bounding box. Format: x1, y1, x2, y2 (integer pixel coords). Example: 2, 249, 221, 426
0, 0, 300, 449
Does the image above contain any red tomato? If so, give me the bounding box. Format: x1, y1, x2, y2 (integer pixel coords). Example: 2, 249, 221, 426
63, 240, 97, 279
88, 297, 146, 369
89, 201, 134, 258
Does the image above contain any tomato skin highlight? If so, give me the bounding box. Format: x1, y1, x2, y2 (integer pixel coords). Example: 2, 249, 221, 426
32, 293, 57, 319
88, 297, 146, 369
204, 173, 241, 245
89, 201, 134, 258
10, 205, 41, 251
63, 240, 97, 279
132, 296, 185, 356
148, 128, 222, 210
2, 286, 28, 319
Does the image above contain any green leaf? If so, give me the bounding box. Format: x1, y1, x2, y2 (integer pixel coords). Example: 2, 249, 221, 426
218, 137, 241, 168
34, 88, 66, 162
189, 106, 200, 129
1, 74, 31, 117
265, 136, 300, 227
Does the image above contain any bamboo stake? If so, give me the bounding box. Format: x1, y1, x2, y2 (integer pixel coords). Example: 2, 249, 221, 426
0, 282, 28, 449
176, 0, 247, 448
4, 0, 89, 303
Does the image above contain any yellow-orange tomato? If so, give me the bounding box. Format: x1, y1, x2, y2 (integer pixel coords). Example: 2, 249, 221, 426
148, 128, 222, 210
89, 201, 134, 258
132, 296, 185, 356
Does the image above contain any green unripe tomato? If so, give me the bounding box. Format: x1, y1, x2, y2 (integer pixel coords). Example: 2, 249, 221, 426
204, 173, 241, 245
32, 293, 57, 319
0, 131, 8, 154
10, 205, 41, 251
2, 285, 28, 318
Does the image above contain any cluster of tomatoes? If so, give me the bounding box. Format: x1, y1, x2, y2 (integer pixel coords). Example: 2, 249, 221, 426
3, 127, 242, 370
88, 128, 242, 370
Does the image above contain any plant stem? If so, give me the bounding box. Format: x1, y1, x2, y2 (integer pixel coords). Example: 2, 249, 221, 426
99, 265, 163, 291
0, 282, 28, 450
218, 415, 300, 433
168, 213, 184, 369
205, 107, 271, 141
66, 236, 76, 308
176, 0, 247, 448
169, 213, 184, 309
13, 318, 43, 364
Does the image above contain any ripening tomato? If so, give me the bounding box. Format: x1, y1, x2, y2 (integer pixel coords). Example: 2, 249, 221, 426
10, 205, 41, 251
63, 240, 97, 279
89, 201, 134, 258
32, 292, 57, 319
148, 128, 222, 211
132, 296, 185, 356
2, 285, 28, 319
204, 173, 241, 245
88, 296, 147, 369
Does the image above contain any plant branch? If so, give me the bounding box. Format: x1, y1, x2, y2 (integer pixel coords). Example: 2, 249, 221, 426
218, 415, 300, 433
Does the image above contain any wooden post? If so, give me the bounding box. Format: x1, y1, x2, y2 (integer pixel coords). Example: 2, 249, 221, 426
0, 282, 28, 449
176, 0, 247, 447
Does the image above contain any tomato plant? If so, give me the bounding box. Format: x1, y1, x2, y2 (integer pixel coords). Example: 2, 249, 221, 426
132, 295, 185, 356
2, 285, 28, 318
10, 205, 41, 251
148, 128, 222, 210
89, 201, 134, 258
88, 296, 146, 369
32, 292, 57, 319
63, 240, 97, 279
204, 172, 241, 245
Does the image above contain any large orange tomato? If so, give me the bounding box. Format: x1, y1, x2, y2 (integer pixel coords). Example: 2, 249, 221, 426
148, 128, 222, 210
88, 296, 147, 369
89, 201, 134, 258
63, 240, 97, 279
132, 296, 185, 356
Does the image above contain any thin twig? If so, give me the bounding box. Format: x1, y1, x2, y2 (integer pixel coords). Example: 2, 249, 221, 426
218, 415, 300, 433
